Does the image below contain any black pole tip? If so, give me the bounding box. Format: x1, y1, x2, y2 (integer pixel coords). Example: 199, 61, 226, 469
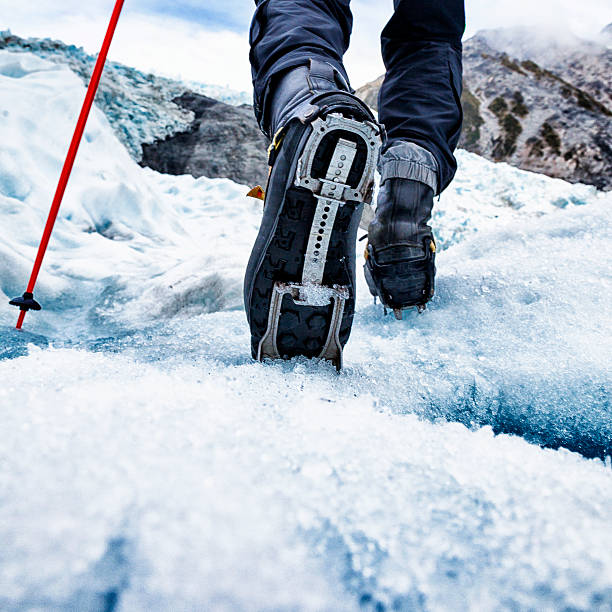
9, 292, 42, 312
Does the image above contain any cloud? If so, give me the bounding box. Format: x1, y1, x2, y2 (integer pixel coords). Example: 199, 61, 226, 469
1, 0, 252, 29
115, 13, 252, 90
1, 4, 252, 90
465, 0, 612, 38
130, 0, 253, 30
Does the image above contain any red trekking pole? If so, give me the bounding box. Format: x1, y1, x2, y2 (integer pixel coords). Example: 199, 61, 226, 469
9, 0, 125, 330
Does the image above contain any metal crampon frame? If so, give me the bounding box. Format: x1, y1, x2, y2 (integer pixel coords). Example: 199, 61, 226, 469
257, 114, 381, 369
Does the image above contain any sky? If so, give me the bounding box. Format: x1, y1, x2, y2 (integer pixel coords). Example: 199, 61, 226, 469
1, 0, 611, 92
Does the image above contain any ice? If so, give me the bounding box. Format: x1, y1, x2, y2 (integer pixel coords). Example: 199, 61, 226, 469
0, 50, 611, 611
1, 347, 611, 610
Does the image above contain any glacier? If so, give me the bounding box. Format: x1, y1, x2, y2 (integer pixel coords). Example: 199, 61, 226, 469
0, 50, 611, 611
0, 31, 252, 161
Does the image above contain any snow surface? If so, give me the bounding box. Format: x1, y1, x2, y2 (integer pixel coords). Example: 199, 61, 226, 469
1, 50, 611, 611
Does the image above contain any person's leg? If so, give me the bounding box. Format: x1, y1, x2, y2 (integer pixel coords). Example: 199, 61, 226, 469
245, 0, 383, 368
365, 0, 465, 317
249, 0, 354, 137
378, 0, 465, 194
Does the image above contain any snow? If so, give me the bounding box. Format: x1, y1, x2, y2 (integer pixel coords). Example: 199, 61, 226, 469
0, 50, 611, 611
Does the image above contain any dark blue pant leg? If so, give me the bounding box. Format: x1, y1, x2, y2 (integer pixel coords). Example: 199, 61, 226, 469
249, 0, 353, 134
249, 0, 465, 193
379, 0, 465, 193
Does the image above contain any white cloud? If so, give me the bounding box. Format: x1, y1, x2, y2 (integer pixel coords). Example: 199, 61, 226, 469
111, 14, 251, 90
1, 5, 252, 90
465, 0, 611, 38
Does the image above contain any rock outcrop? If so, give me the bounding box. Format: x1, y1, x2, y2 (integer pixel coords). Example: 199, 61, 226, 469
140, 93, 268, 187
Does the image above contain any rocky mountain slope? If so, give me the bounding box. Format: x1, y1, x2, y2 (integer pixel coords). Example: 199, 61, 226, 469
478, 27, 612, 121
357, 27, 612, 190
0, 31, 268, 187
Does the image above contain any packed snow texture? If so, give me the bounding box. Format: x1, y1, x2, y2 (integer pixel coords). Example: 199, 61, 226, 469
1, 50, 611, 611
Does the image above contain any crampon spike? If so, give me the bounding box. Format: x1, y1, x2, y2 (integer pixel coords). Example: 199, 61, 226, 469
9, 0, 125, 330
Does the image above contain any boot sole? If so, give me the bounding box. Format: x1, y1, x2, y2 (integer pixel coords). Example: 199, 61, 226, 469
245, 113, 381, 369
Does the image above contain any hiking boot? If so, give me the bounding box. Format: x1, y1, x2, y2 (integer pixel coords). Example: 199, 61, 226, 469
244, 59, 382, 369
364, 178, 436, 319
